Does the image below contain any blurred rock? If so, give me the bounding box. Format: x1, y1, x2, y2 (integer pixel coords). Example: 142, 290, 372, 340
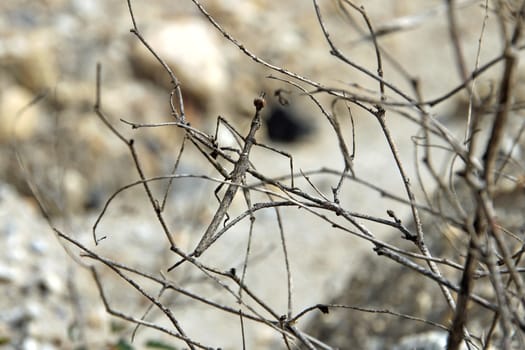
0, 264, 16, 283
0, 29, 59, 92
0, 85, 44, 142
393, 331, 449, 350
0, 183, 108, 349
205, 1, 263, 28
129, 18, 230, 112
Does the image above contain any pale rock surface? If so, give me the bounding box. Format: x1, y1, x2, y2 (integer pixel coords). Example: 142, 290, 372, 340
0, 86, 44, 142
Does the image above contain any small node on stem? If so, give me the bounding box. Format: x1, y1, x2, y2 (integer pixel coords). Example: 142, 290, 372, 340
229, 267, 237, 277
253, 92, 266, 111
317, 304, 329, 314
387, 209, 401, 224
373, 244, 385, 255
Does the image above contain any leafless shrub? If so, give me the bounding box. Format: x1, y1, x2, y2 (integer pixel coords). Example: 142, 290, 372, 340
47, 0, 525, 349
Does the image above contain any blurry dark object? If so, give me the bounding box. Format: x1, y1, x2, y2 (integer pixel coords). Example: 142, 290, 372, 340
274, 88, 291, 106
264, 104, 314, 143
84, 189, 104, 210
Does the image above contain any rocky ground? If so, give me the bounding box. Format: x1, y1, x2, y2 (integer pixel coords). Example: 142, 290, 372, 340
1, 1, 524, 349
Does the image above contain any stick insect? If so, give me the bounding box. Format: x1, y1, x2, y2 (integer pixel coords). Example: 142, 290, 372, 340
169, 93, 274, 270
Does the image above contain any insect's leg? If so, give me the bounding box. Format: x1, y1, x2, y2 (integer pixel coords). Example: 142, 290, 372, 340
214, 115, 247, 151
253, 142, 296, 189
212, 181, 232, 227
214, 182, 225, 203
238, 178, 255, 295
219, 116, 246, 147
160, 133, 188, 211
213, 116, 222, 143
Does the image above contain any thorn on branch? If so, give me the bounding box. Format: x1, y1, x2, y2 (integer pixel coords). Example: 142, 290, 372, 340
387, 209, 418, 242
96, 235, 107, 245
386, 209, 399, 222
375, 106, 385, 118
373, 244, 385, 255
317, 304, 329, 314
229, 267, 237, 278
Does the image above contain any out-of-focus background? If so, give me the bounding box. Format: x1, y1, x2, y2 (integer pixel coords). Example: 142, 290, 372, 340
1, 0, 522, 349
